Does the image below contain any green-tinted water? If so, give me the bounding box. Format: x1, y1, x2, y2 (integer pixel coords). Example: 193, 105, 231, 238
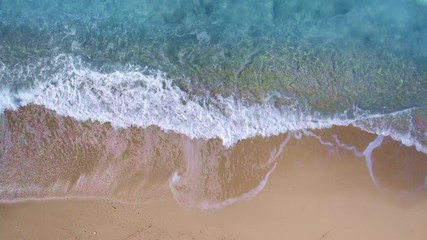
1, 0, 426, 112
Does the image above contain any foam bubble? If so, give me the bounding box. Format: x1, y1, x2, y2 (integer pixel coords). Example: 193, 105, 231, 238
0, 54, 425, 151
353, 109, 427, 154
199, 162, 278, 211
7, 55, 350, 147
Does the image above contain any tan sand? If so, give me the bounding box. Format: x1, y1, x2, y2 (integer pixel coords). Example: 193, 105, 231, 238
1, 105, 427, 239
2, 134, 427, 240
1, 191, 427, 240
2, 166, 427, 240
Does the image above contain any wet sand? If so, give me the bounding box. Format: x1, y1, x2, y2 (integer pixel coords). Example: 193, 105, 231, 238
1, 105, 427, 239
2, 159, 427, 240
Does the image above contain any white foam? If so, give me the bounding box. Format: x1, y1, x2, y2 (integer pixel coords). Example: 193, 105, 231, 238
5, 55, 351, 147
1, 54, 426, 150
199, 162, 278, 211
0, 90, 18, 112
352, 109, 427, 154
168, 136, 289, 210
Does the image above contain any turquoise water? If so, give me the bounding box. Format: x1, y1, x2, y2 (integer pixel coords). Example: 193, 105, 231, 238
1, 0, 426, 112
0, 1, 425, 147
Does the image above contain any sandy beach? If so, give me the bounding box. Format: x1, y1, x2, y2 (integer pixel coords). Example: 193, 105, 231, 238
2, 109, 427, 239
2, 163, 427, 240
2, 1, 427, 239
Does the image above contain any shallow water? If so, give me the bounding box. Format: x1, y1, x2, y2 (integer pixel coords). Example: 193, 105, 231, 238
1, 0, 427, 112
1, 105, 426, 209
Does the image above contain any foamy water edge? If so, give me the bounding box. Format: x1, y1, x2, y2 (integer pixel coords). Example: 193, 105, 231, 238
0, 55, 425, 152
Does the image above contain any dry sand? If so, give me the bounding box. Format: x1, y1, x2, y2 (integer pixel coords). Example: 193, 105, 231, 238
3, 190, 427, 240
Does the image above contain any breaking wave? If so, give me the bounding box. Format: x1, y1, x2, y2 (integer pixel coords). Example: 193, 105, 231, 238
0, 54, 426, 151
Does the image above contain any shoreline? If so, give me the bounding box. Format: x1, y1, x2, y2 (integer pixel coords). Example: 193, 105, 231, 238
1, 104, 427, 239
1, 105, 426, 205
2, 156, 427, 240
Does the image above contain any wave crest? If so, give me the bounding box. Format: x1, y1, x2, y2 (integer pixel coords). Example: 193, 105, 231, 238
0, 55, 425, 150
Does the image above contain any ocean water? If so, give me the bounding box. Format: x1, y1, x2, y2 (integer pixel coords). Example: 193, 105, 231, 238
0, 0, 426, 207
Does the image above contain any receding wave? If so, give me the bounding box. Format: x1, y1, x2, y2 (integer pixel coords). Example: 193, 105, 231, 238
0, 55, 426, 151
1, 105, 426, 209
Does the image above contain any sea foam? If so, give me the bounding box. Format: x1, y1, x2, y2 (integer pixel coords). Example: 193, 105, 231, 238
0, 54, 425, 151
